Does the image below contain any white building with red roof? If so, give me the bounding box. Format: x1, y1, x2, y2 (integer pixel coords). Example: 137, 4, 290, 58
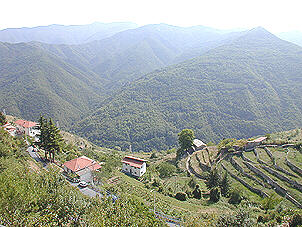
122, 156, 147, 177
63, 156, 102, 182
15, 119, 40, 137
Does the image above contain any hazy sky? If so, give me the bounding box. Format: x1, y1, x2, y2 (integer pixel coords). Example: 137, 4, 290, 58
1, 0, 302, 32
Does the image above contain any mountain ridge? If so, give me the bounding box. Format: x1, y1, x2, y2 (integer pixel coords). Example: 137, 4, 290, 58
73, 27, 302, 151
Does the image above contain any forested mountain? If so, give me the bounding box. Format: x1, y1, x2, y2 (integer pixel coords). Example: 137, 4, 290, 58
74, 27, 302, 151
278, 31, 302, 47
1, 23, 241, 126
35, 24, 241, 89
0, 22, 138, 44
0, 42, 106, 126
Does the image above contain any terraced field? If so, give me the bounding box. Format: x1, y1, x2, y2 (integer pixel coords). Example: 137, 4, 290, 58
188, 145, 302, 208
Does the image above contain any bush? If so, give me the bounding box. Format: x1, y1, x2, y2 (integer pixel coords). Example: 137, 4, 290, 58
175, 192, 187, 201
261, 193, 282, 211
217, 209, 253, 227
289, 214, 302, 227
193, 185, 201, 199
157, 162, 176, 178
228, 189, 243, 205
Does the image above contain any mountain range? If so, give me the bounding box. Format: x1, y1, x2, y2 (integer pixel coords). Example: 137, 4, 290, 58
74, 27, 302, 151
1, 22, 302, 151
0, 22, 138, 44
0, 23, 243, 125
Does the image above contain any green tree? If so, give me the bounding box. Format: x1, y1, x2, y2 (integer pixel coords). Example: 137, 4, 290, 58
205, 168, 221, 189
37, 116, 63, 162
46, 119, 63, 162
261, 193, 282, 211
178, 129, 194, 151
209, 187, 220, 202
220, 171, 230, 197
0, 112, 6, 125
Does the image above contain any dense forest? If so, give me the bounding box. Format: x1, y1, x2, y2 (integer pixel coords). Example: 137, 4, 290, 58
74, 27, 302, 151
0, 24, 243, 127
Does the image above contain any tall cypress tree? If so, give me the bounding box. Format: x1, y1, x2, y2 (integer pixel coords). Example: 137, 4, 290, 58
47, 119, 63, 162
37, 116, 63, 162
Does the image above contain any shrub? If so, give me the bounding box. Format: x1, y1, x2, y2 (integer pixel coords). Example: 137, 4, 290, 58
217, 209, 253, 227
175, 192, 187, 201
193, 185, 201, 199
157, 162, 176, 178
228, 189, 242, 205
261, 193, 282, 211
289, 214, 302, 227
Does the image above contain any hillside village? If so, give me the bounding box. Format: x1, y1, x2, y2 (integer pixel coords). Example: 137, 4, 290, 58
1, 112, 302, 226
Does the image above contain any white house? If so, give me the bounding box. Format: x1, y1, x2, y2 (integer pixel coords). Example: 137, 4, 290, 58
15, 119, 40, 137
193, 139, 206, 151
122, 156, 147, 177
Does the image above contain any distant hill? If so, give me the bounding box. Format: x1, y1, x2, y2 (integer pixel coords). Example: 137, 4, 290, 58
0, 23, 241, 126
0, 22, 138, 44
35, 24, 241, 90
0, 42, 106, 126
74, 27, 302, 151
278, 31, 302, 47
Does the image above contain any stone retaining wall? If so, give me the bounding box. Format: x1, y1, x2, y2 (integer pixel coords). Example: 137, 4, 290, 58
195, 153, 211, 172
286, 158, 302, 177
261, 165, 302, 193
230, 157, 266, 187
264, 147, 275, 165
243, 161, 287, 196
221, 163, 268, 198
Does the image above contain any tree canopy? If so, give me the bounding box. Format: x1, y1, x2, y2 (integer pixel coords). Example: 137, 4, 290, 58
0, 112, 6, 125
178, 129, 194, 151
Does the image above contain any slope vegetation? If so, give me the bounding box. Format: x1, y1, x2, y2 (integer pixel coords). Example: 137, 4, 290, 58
74, 27, 302, 151
0, 42, 105, 126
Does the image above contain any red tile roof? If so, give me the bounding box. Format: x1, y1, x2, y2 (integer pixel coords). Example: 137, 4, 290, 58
122, 156, 146, 168
15, 119, 37, 128
64, 156, 102, 172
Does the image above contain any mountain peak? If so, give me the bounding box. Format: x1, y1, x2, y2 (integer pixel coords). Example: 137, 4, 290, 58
245, 26, 275, 38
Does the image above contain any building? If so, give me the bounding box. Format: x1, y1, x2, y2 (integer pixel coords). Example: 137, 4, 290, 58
122, 156, 147, 177
245, 136, 267, 150
193, 139, 206, 151
63, 156, 102, 182
15, 119, 40, 137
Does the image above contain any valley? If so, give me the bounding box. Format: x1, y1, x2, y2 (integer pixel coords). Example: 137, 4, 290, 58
1, 20, 302, 226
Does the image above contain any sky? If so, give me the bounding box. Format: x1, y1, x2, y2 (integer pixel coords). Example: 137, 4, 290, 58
1, 0, 302, 33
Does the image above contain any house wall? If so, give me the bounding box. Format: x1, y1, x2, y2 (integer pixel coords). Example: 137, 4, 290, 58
122, 162, 146, 177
